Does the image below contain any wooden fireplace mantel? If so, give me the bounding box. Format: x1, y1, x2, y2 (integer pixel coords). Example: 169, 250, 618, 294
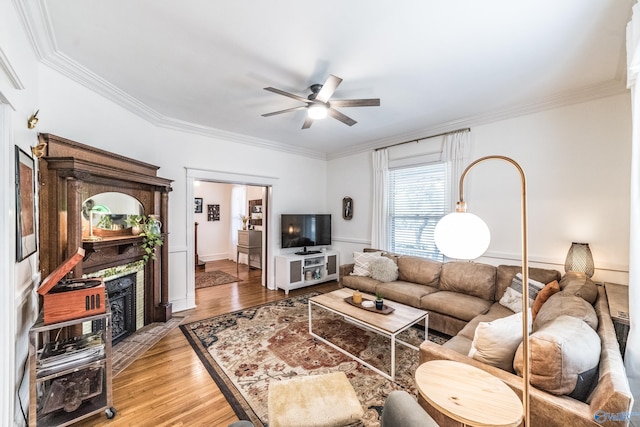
37, 133, 174, 324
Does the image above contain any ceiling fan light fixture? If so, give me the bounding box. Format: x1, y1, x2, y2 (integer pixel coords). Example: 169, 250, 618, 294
308, 104, 328, 120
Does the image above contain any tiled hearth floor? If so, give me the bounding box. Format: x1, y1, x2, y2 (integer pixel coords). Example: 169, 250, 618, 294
112, 316, 184, 376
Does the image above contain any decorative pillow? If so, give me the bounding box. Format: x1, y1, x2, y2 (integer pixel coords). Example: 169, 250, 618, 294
351, 251, 382, 276
369, 257, 399, 282
559, 272, 598, 305
533, 292, 598, 332
514, 315, 600, 399
531, 280, 560, 321
499, 273, 545, 313
468, 312, 524, 372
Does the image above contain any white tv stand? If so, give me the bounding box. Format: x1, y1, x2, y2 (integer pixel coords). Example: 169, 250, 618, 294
275, 250, 339, 294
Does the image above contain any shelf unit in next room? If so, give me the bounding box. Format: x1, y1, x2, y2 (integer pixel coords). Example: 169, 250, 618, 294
274, 250, 339, 294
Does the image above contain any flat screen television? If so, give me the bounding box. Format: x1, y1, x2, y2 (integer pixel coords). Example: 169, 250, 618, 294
281, 214, 331, 254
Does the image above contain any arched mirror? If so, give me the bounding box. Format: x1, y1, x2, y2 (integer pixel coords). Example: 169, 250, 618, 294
82, 192, 144, 238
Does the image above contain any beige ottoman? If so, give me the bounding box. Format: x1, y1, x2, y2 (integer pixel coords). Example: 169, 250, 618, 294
267, 372, 364, 427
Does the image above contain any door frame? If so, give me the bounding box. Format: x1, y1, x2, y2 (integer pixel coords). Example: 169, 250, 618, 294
185, 168, 278, 306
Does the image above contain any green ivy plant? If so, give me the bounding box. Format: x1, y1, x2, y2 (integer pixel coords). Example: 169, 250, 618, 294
127, 215, 163, 263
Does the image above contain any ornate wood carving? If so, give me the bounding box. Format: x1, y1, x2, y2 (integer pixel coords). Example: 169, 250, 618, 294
37, 133, 173, 324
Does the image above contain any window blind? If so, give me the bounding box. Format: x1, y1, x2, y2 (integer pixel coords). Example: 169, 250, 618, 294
388, 162, 446, 261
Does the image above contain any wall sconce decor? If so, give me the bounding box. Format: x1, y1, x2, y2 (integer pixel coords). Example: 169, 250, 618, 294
342, 197, 353, 220
27, 110, 39, 129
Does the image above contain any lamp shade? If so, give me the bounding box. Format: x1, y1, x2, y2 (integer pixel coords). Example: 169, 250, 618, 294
564, 242, 594, 277
434, 212, 491, 260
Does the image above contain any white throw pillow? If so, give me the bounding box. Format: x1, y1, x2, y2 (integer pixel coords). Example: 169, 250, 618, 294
369, 257, 399, 282
351, 251, 382, 276
468, 312, 524, 372
499, 273, 545, 313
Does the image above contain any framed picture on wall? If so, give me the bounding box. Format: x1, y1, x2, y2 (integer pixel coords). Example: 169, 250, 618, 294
194, 197, 203, 213
208, 204, 220, 221
15, 146, 37, 261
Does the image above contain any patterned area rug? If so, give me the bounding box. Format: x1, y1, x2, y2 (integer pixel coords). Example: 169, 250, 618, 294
195, 270, 242, 288
180, 293, 449, 427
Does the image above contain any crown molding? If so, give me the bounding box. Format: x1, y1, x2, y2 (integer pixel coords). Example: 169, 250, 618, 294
327, 78, 629, 160
17, 0, 629, 162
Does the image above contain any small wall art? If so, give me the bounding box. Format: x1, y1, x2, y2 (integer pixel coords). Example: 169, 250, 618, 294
194, 197, 203, 213
342, 196, 353, 220
16, 146, 37, 260
208, 204, 220, 221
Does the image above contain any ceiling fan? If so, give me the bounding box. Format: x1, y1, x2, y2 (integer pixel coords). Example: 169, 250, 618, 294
262, 74, 380, 129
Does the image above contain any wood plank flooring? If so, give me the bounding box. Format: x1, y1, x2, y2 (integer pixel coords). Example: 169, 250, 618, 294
75, 259, 340, 427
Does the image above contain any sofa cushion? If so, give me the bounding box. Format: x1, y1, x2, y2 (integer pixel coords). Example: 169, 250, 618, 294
351, 251, 382, 276
421, 291, 492, 322
559, 272, 598, 305
533, 292, 598, 332
514, 315, 601, 399
439, 262, 496, 301
370, 257, 399, 282
376, 281, 438, 308
495, 265, 562, 302
458, 302, 514, 341
442, 335, 473, 355
532, 280, 560, 321
468, 312, 524, 372
397, 256, 442, 287
498, 273, 545, 313
341, 275, 380, 295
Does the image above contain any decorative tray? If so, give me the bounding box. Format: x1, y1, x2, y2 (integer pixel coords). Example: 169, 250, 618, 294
344, 296, 395, 315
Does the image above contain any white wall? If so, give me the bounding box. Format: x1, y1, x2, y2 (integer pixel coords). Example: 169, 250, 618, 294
327, 93, 632, 284
194, 182, 233, 261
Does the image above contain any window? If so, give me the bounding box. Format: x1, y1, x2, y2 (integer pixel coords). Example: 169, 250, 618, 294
388, 162, 446, 261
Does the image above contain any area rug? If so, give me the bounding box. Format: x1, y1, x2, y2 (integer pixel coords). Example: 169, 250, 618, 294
180, 294, 449, 427
195, 270, 242, 288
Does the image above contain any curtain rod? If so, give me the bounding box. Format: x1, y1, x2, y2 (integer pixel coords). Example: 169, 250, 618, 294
374, 127, 471, 151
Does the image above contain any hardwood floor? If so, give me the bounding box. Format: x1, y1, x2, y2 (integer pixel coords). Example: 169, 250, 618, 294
76, 259, 340, 427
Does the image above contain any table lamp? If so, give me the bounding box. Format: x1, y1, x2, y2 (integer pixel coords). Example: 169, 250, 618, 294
564, 242, 595, 277
434, 155, 530, 426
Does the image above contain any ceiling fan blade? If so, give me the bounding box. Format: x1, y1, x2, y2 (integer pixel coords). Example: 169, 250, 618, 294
315, 75, 343, 103
328, 108, 357, 126
262, 106, 307, 117
330, 98, 380, 108
302, 116, 314, 129
263, 87, 310, 104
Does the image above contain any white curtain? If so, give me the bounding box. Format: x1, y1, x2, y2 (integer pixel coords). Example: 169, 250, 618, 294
441, 129, 471, 212
626, 6, 640, 416
371, 149, 389, 250
229, 185, 247, 264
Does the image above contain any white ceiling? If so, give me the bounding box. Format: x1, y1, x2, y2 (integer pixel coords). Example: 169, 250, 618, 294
19, 0, 633, 159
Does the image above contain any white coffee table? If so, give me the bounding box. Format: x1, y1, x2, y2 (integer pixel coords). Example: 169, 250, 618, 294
308, 288, 428, 380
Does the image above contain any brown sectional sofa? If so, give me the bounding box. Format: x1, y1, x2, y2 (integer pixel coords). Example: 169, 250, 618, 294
340, 250, 633, 426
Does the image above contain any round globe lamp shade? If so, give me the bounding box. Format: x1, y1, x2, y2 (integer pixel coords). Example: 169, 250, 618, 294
435, 212, 491, 260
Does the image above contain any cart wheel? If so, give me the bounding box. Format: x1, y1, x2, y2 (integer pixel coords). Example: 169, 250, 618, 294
105, 407, 117, 419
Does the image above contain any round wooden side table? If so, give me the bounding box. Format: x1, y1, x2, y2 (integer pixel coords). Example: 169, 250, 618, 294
415, 360, 523, 427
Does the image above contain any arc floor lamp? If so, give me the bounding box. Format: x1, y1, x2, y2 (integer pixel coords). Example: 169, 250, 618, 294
434, 155, 530, 426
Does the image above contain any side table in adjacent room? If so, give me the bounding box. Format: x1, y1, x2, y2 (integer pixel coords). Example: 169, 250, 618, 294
415, 360, 522, 427
604, 282, 630, 357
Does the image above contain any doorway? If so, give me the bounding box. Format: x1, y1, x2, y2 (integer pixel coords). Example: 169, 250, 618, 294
185, 168, 277, 309
193, 181, 265, 272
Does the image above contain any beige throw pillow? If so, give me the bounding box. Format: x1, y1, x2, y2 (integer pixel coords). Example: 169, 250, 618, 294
468, 312, 524, 372
514, 315, 600, 397
369, 257, 399, 282
351, 251, 382, 276
499, 273, 545, 313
